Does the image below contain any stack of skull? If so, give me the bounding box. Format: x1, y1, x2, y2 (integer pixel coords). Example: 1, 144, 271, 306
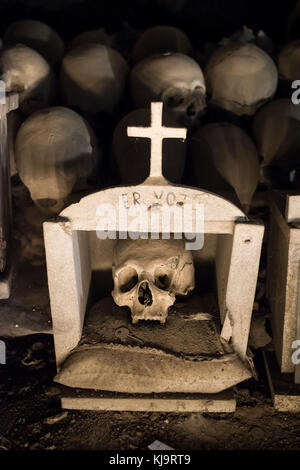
2, 15, 299, 324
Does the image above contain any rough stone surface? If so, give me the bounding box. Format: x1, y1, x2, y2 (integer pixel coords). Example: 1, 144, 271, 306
55, 342, 251, 394
82, 296, 224, 357
62, 389, 236, 413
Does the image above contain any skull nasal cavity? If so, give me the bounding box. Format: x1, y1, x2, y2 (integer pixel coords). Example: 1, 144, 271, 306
138, 281, 153, 306
187, 103, 196, 116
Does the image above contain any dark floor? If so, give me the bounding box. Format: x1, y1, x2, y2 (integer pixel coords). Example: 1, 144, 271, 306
0, 191, 299, 451
0, 333, 299, 451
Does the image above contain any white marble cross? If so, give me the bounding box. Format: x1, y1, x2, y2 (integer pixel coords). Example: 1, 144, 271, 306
127, 102, 187, 181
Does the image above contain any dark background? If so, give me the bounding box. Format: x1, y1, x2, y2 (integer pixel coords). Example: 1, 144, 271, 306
0, 0, 300, 452
0, 0, 297, 44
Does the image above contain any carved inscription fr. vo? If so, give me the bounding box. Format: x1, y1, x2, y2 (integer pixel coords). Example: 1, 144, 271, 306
120, 190, 205, 209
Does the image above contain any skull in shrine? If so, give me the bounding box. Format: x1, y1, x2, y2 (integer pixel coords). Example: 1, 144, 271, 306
130, 53, 206, 126
112, 239, 195, 323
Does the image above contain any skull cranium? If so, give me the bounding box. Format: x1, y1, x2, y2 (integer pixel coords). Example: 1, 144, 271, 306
278, 40, 300, 82
15, 106, 100, 214
0, 44, 57, 115
112, 239, 195, 323
205, 42, 278, 116
60, 43, 129, 114
130, 52, 206, 126
131, 25, 192, 64
3, 19, 65, 67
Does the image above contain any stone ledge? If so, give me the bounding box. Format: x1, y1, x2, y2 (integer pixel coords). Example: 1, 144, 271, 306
60, 387, 236, 413
263, 348, 300, 412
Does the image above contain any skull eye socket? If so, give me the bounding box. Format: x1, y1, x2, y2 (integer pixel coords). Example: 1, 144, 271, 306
154, 268, 172, 291
118, 267, 138, 293
187, 103, 196, 116
162, 87, 185, 108
167, 94, 184, 108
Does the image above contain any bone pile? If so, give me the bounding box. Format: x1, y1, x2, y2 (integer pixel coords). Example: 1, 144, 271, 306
3, 6, 297, 397
2, 13, 297, 216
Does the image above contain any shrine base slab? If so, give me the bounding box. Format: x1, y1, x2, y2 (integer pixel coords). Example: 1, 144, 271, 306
263, 348, 300, 412
60, 388, 236, 413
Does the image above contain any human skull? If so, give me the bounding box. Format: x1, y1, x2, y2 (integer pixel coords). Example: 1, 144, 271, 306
67, 28, 112, 51
205, 42, 278, 115
253, 99, 300, 170
0, 44, 57, 115
131, 25, 192, 64
130, 53, 206, 126
278, 41, 300, 81
218, 25, 274, 56
190, 122, 259, 212
15, 106, 100, 213
3, 19, 65, 67
112, 239, 195, 323
60, 43, 129, 114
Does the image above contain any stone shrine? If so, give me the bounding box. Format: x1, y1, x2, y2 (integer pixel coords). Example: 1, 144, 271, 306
44, 102, 264, 412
